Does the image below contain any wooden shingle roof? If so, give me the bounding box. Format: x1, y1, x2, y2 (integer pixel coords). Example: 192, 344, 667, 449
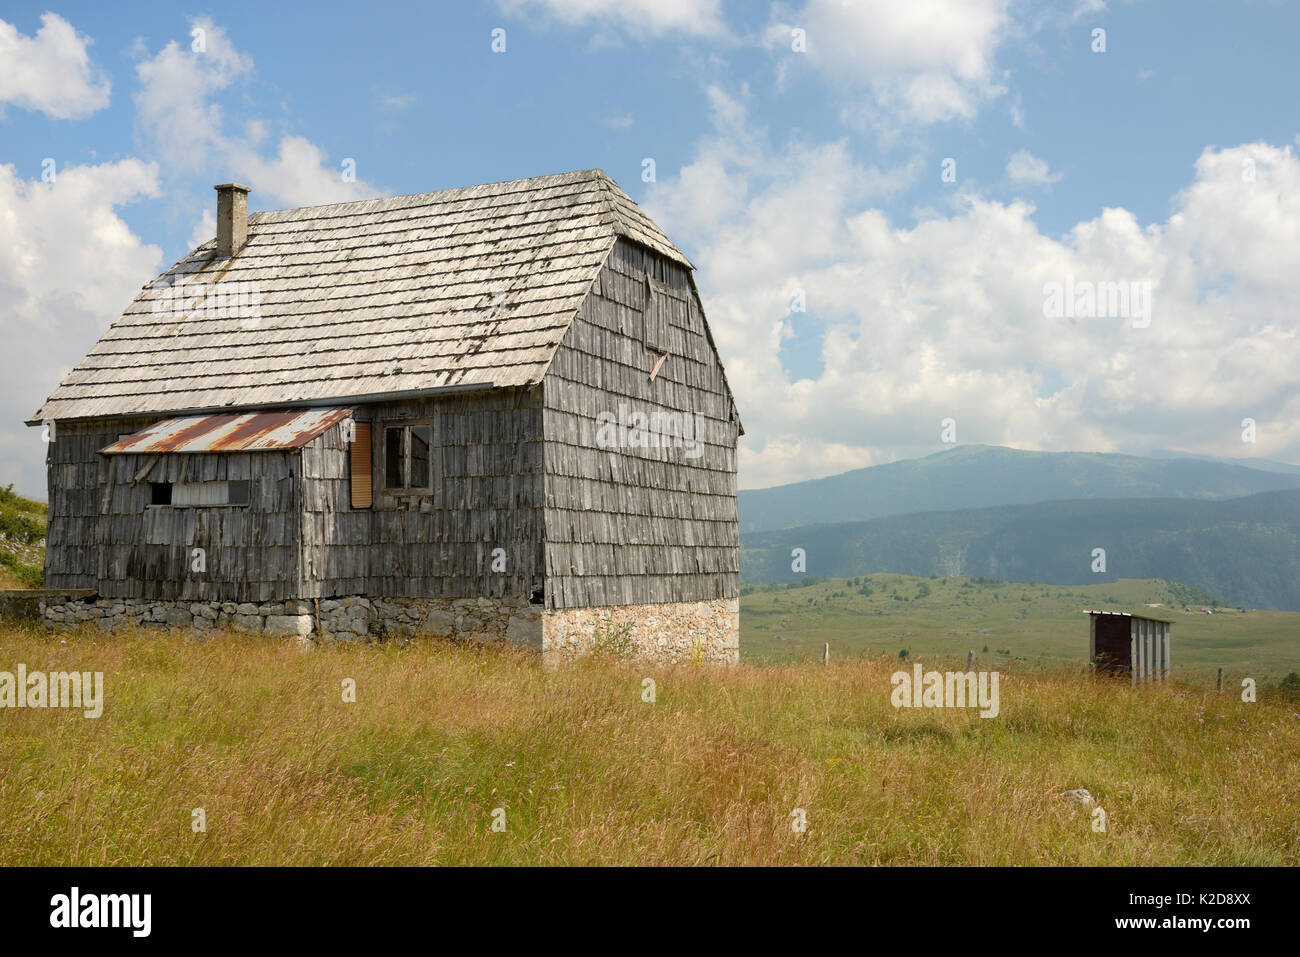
30, 169, 690, 423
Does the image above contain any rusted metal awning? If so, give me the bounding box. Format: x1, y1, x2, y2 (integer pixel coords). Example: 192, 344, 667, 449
100, 408, 354, 454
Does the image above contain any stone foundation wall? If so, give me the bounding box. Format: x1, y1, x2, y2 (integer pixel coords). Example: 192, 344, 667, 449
40, 594, 543, 646
43, 596, 324, 636
541, 598, 739, 666
317, 595, 541, 646
40, 594, 738, 664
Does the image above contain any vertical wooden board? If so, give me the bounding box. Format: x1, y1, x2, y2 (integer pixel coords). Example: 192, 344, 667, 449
1129, 619, 1138, 687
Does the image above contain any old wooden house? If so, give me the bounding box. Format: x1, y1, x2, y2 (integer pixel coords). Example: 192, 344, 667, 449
29, 171, 742, 663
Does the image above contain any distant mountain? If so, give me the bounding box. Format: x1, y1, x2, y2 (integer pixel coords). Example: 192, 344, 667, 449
739, 445, 1300, 534
739, 487, 1300, 611
1142, 449, 1300, 475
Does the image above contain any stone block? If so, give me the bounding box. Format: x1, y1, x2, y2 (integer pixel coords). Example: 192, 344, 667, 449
163, 607, 192, 627
424, 609, 455, 635
264, 614, 313, 637
506, 615, 542, 646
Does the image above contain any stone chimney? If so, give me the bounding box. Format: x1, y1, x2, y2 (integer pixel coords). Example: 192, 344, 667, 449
214, 183, 251, 257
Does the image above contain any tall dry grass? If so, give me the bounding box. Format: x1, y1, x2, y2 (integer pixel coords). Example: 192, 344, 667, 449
0, 622, 1296, 865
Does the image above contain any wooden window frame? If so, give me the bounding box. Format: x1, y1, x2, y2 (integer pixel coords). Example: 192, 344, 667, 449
381, 421, 434, 495
145, 480, 250, 508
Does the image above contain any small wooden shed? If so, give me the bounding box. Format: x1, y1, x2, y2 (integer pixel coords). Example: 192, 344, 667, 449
1085, 610, 1172, 685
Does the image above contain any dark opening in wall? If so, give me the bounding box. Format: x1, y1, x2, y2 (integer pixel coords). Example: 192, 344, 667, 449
150, 482, 172, 505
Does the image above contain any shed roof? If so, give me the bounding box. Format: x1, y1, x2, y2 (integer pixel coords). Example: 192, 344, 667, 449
100, 408, 353, 454
30, 169, 692, 423
1083, 609, 1175, 624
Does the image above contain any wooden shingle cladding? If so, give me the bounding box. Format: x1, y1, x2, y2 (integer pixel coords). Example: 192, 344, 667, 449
44, 419, 142, 589
41, 418, 301, 601
540, 239, 740, 609
44, 390, 545, 604
96, 449, 300, 602
298, 390, 544, 600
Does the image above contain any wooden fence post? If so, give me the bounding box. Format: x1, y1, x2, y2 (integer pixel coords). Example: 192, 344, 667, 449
823, 642, 829, 666
1217, 668, 1224, 694
967, 649, 975, 671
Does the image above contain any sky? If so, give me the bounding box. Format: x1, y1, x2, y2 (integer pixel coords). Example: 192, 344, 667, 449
1, 0, 1298, 499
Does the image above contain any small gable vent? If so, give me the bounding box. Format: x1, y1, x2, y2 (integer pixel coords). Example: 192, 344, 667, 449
644, 275, 686, 355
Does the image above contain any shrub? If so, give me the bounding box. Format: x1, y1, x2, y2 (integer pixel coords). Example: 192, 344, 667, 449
588, 619, 637, 659
1279, 672, 1300, 702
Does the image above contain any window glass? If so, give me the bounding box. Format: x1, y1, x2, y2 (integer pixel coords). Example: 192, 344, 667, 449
379, 423, 434, 492
384, 427, 404, 488
409, 426, 431, 488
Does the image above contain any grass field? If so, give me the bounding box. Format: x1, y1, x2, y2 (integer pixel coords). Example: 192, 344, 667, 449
0, 485, 44, 589
1, 621, 1297, 865
742, 575, 1300, 685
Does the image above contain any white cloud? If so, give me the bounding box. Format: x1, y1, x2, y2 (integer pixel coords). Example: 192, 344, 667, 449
0, 13, 111, 119
0, 161, 163, 495
133, 18, 253, 174
1005, 149, 1062, 185
769, 0, 1013, 131
646, 100, 1300, 489
497, 0, 726, 38
379, 92, 416, 111
134, 18, 381, 208
188, 206, 215, 249
1009, 95, 1025, 128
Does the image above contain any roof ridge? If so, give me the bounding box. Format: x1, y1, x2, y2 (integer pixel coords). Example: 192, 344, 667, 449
248, 168, 606, 219
591, 172, 693, 269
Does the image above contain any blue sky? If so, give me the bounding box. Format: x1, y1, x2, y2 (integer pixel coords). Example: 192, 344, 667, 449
3, 0, 1300, 497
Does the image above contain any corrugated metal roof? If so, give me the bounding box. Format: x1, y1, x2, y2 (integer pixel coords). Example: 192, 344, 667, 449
30, 169, 695, 423
100, 408, 353, 454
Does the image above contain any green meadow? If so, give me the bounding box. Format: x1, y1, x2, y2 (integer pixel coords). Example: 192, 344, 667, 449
741, 575, 1300, 685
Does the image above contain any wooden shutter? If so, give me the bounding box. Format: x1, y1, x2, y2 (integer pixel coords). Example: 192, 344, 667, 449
643, 276, 671, 354
350, 422, 372, 508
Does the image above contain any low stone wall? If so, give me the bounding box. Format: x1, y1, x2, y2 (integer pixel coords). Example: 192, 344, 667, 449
40, 594, 738, 664
40, 593, 543, 647
541, 598, 739, 666
1, 589, 96, 623
42, 596, 322, 636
